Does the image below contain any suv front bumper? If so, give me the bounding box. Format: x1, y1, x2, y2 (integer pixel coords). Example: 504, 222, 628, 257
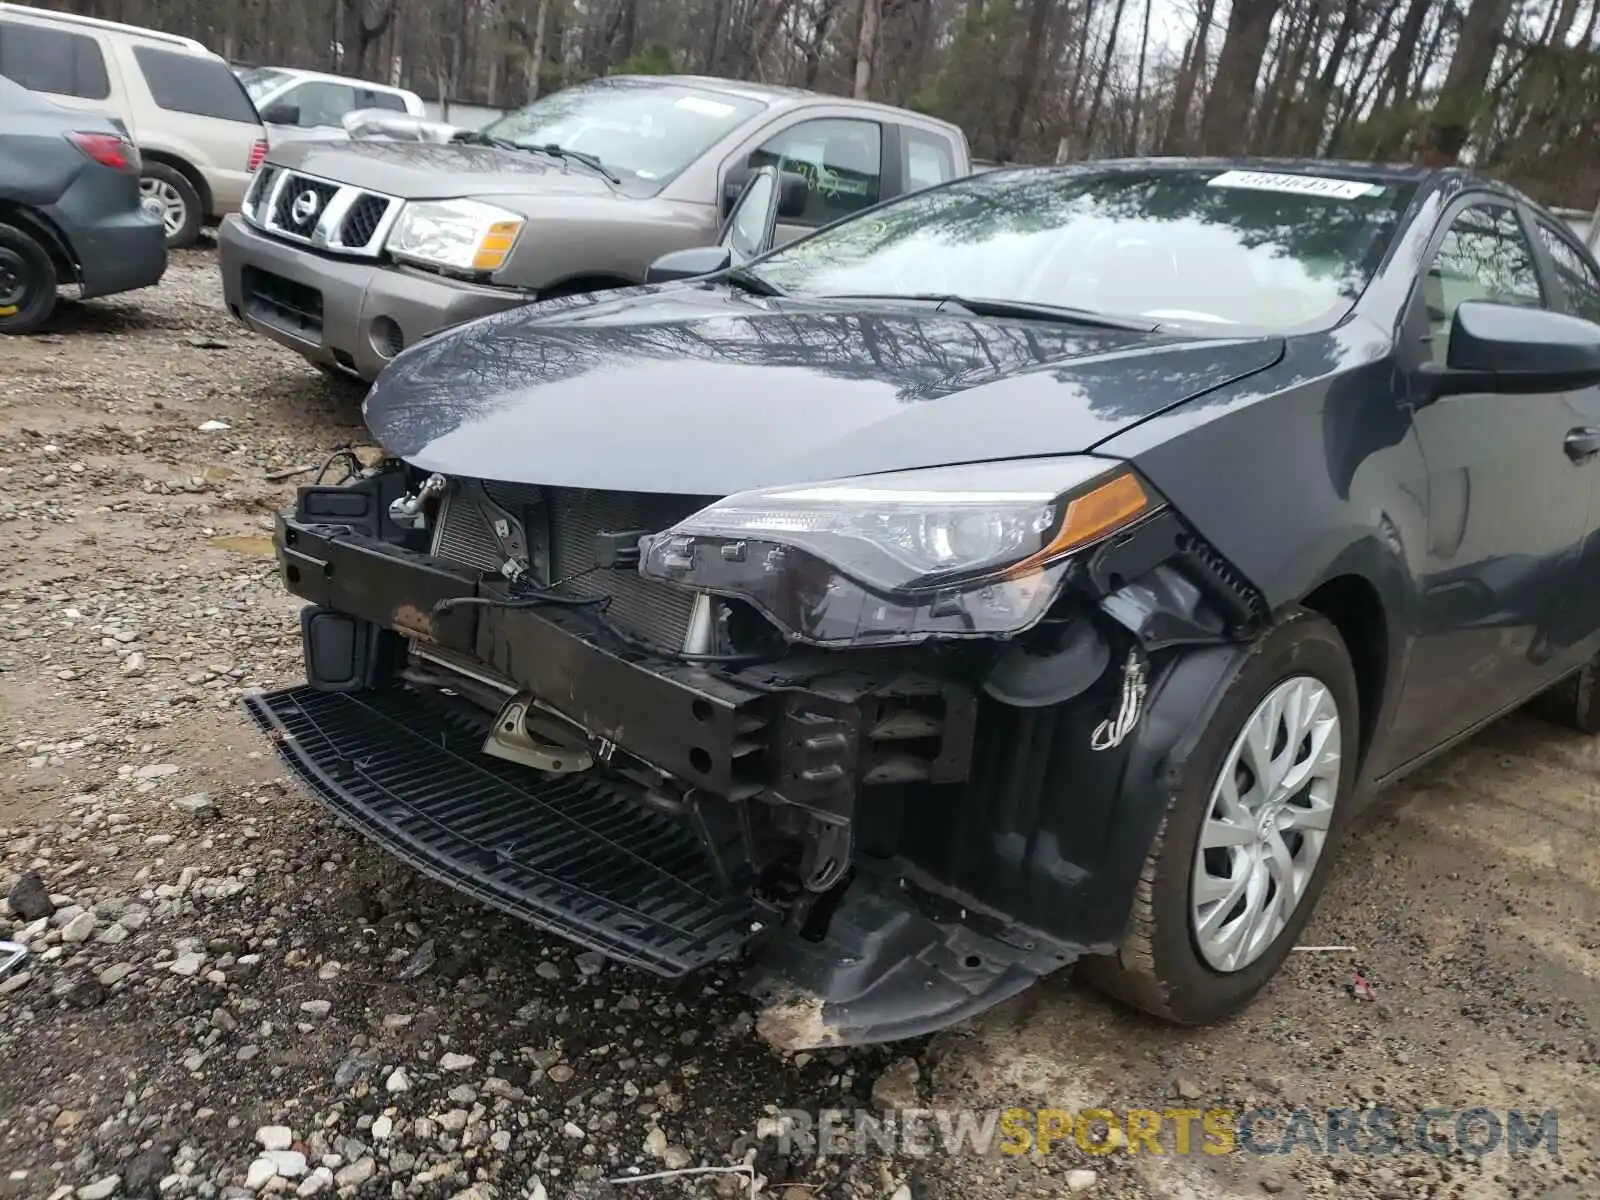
218, 215, 527, 380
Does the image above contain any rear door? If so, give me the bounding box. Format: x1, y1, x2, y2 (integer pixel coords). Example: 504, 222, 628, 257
1528, 214, 1600, 664
0, 19, 116, 119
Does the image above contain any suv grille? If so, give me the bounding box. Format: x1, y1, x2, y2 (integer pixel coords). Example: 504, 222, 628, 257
244, 167, 399, 258
432, 483, 710, 651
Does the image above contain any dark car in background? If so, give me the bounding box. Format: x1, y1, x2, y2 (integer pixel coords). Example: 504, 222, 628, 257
0, 76, 166, 333
247, 157, 1600, 1047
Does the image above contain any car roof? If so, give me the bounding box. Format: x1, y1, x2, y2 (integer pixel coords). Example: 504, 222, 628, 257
242, 65, 414, 94
599, 73, 966, 134
0, 2, 212, 53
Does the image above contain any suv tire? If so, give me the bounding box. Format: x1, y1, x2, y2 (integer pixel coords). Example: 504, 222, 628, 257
141, 163, 203, 249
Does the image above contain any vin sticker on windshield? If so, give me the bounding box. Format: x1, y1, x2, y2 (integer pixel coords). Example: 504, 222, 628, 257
675, 95, 737, 118
1207, 170, 1382, 200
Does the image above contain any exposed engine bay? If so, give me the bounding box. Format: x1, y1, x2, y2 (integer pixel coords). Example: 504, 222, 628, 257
248, 458, 1268, 1048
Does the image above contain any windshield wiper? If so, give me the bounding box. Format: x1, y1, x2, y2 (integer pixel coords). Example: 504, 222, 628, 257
450, 133, 623, 185
816, 293, 1159, 332
721, 267, 787, 297
524, 142, 622, 185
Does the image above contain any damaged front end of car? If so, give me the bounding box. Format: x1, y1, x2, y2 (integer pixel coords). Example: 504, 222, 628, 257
246, 452, 1269, 1049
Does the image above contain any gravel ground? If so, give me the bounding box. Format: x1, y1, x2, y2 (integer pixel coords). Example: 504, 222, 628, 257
0, 247, 1596, 1200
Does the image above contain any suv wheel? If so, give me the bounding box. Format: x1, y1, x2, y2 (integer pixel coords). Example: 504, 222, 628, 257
0, 222, 58, 334
140, 164, 203, 249
1081, 609, 1358, 1025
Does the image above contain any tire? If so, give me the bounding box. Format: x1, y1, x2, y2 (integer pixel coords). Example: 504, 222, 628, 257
140, 163, 203, 249
1081, 608, 1360, 1025
0, 221, 58, 334
1529, 659, 1600, 733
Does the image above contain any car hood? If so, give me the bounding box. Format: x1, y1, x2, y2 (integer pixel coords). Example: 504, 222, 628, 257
364, 286, 1286, 495
263, 138, 617, 201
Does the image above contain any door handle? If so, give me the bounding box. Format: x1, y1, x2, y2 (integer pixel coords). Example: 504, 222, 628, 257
1566, 427, 1600, 462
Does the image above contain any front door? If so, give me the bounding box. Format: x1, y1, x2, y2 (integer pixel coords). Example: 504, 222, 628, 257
1393, 198, 1600, 749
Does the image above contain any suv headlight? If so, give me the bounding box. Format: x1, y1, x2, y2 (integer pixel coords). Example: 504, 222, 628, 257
387, 199, 525, 273
641, 456, 1158, 647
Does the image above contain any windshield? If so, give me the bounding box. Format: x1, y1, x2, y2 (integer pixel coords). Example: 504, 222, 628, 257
479, 79, 764, 186
748, 166, 1418, 331
239, 67, 293, 103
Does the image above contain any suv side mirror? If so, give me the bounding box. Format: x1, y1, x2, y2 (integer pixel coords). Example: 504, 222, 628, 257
1427, 300, 1600, 396
262, 102, 299, 125
646, 245, 733, 285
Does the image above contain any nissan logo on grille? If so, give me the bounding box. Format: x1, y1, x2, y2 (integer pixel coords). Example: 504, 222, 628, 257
290, 189, 322, 226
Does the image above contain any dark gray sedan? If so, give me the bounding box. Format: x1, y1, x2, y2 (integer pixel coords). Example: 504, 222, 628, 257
0, 76, 166, 333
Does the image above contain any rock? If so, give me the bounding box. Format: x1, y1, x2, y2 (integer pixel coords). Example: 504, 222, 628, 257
168, 952, 204, 977
298, 1000, 331, 1019
263, 1152, 306, 1179
437, 1110, 469, 1133
645, 1127, 668, 1159
98, 963, 135, 987
60, 911, 97, 943
871, 1058, 921, 1111
173, 793, 217, 821
438, 1052, 476, 1071
120, 652, 146, 677
574, 952, 604, 976
296, 1169, 332, 1197
395, 940, 436, 980
1066, 1169, 1098, 1192
333, 1159, 374, 1189
1172, 1076, 1203, 1102
546, 1065, 574, 1084
243, 1159, 276, 1191
533, 961, 561, 981
0, 972, 31, 996
7, 871, 54, 920
370, 1115, 392, 1141
122, 1146, 170, 1196
527, 1183, 547, 1200
76, 1177, 120, 1200
61, 977, 107, 1009
662, 1146, 692, 1170
384, 1067, 410, 1093
255, 1127, 293, 1152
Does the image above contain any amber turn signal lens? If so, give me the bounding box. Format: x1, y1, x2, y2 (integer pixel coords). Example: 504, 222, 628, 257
472, 220, 525, 271
1001, 471, 1150, 579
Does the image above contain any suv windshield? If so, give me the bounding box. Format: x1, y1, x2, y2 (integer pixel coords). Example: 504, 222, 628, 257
749, 166, 1417, 331
479, 79, 763, 187
238, 66, 293, 104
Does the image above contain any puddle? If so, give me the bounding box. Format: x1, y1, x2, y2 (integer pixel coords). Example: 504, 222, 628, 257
210, 534, 275, 556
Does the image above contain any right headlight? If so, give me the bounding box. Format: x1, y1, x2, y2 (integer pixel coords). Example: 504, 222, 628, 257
386, 198, 525, 273
641, 456, 1159, 647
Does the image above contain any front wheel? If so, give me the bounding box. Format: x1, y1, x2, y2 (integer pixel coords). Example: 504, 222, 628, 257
0, 222, 58, 334
1082, 608, 1358, 1025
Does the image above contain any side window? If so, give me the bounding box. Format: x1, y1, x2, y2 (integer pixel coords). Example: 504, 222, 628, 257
1423, 203, 1545, 365
1536, 223, 1600, 325
0, 21, 110, 100
360, 88, 407, 112
902, 128, 957, 193
747, 118, 881, 227
131, 46, 260, 124
283, 81, 355, 127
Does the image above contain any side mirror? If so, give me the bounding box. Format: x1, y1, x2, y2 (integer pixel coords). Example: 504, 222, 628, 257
1429, 300, 1600, 396
721, 162, 752, 213
646, 245, 733, 285
777, 170, 809, 220
262, 102, 299, 125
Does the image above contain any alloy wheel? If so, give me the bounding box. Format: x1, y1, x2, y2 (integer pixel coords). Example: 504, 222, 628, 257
1190, 674, 1342, 972
140, 177, 188, 239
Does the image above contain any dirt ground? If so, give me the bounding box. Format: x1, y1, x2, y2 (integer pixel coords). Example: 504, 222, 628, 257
0, 247, 1595, 1200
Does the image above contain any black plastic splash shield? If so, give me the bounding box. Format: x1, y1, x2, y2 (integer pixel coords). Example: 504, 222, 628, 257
244, 685, 773, 976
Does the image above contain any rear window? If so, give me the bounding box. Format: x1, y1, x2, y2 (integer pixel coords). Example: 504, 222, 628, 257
132, 45, 260, 124
902, 128, 957, 192
0, 20, 110, 100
